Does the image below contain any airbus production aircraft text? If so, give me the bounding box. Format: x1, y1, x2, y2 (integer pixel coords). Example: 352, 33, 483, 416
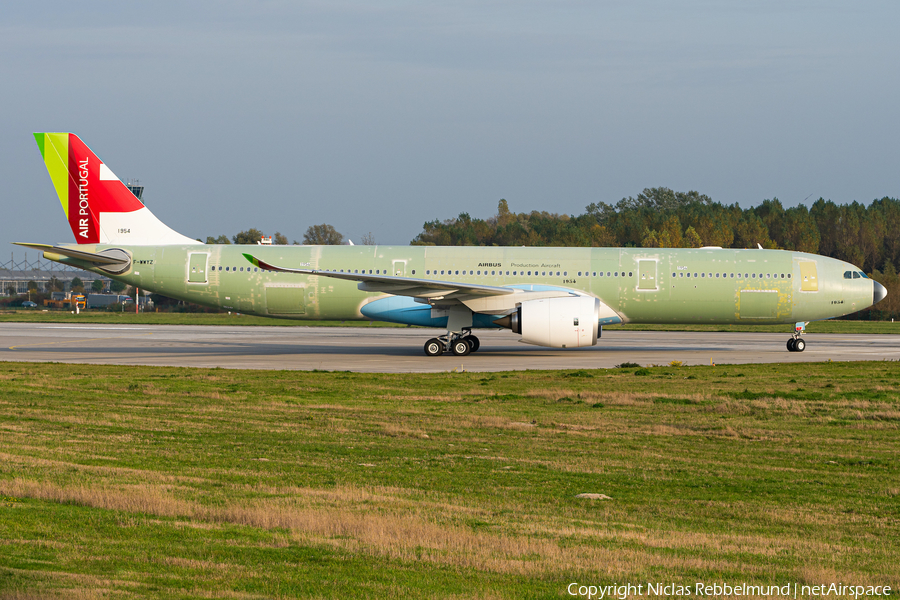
19, 133, 887, 356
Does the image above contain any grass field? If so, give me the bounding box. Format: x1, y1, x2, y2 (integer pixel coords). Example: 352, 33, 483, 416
2, 309, 899, 334
0, 361, 897, 599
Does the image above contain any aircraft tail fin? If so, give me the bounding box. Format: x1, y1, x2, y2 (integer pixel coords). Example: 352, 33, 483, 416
33, 133, 200, 245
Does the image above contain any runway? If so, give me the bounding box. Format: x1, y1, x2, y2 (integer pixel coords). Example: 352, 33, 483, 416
1, 323, 897, 372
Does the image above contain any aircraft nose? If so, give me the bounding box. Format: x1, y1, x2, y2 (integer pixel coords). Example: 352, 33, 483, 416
874, 281, 887, 305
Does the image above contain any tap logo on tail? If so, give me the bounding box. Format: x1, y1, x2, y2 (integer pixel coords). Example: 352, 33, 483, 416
34, 133, 144, 244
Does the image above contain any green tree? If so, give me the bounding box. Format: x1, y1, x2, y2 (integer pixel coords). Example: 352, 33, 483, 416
641, 215, 683, 248
70, 277, 84, 293
754, 198, 785, 247
303, 224, 344, 245
682, 226, 703, 248
496, 199, 515, 228
205, 235, 231, 244
780, 206, 820, 253
733, 214, 773, 249
92, 279, 105, 293
232, 228, 265, 245
273, 232, 288, 245
361, 232, 376, 245
110, 280, 126, 293
48, 276, 64, 292
6, 285, 17, 297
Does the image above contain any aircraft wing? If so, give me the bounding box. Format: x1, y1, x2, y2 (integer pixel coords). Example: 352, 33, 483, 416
243, 253, 515, 299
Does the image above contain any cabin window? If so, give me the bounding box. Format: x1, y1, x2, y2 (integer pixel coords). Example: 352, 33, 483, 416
614, 272, 618, 277
441, 270, 445, 275
592, 272, 597, 277
506, 271, 510, 275
492, 271, 496, 275
578, 272, 582, 276
701, 273, 705, 278
628, 272, 632, 277
564, 271, 568, 276
255, 268, 258, 272
528, 271, 532, 276
672, 272, 677, 277
767, 273, 771, 278
477, 270, 481, 275
787, 274, 791, 278
715, 273, 719, 278
411, 270, 416, 275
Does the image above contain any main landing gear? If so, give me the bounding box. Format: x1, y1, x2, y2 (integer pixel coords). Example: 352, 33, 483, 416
423, 331, 480, 357
787, 322, 808, 352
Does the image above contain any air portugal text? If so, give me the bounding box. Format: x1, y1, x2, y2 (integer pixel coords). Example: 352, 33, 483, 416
77, 157, 90, 239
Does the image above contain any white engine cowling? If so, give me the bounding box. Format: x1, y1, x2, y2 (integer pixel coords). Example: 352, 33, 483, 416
504, 296, 600, 348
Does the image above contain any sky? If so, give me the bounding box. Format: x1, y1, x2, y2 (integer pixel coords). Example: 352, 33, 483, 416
2, 0, 898, 256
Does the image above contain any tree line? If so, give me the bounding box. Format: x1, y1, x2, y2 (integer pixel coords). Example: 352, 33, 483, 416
202, 225, 375, 246
410, 189, 900, 319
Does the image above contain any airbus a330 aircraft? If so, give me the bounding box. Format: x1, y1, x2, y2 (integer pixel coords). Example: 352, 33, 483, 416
19, 133, 887, 356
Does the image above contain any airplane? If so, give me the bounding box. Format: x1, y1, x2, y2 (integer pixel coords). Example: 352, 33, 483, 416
18, 132, 887, 356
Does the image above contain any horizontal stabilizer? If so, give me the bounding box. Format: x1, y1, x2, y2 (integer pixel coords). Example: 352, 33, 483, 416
13, 242, 131, 266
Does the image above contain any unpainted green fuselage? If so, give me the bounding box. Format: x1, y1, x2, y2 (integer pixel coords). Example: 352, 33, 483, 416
60, 245, 876, 326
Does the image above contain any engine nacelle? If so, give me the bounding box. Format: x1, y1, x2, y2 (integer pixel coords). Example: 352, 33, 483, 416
497, 296, 600, 348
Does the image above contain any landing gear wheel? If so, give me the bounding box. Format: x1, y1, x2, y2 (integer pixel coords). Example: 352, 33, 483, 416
466, 336, 480, 352
451, 339, 472, 356
787, 339, 796, 352
424, 338, 444, 357
794, 338, 805, 352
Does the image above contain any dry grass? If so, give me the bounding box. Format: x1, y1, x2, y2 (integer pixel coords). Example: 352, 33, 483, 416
0, 476, 883, 582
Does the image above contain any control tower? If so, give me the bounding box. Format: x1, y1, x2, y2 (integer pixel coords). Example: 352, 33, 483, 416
125, 179, 144, 201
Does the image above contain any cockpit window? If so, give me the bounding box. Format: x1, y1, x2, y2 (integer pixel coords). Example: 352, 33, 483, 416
844, 271, 853, 279
859, 271, 868, 278
852, 272, 860, 279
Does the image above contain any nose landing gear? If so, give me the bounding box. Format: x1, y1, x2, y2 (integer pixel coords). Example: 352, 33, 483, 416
787, 322, 808, 352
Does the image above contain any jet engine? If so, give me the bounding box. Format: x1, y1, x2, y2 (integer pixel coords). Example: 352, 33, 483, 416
494, 296, 600, 348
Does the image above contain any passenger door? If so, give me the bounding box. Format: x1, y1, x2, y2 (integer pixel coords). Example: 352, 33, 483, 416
799, 261, 818, 292
187, 253, 209, 284
637, 259, 658, 291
